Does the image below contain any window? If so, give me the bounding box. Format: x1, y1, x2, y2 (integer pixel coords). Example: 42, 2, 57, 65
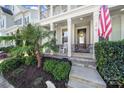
41, 5, 50, 19
24, 16, 29, 25
62, 29, 68, 44
14, 18, 22, 25
0, 19, 4, 28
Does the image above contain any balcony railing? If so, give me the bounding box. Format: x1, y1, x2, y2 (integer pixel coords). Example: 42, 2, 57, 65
53, 5, 68, 16
40, 5, 83, 20
71, 5, 82, 9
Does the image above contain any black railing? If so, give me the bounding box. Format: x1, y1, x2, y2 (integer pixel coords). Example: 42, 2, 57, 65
55, 44, 93, 54
72, 44, 93, 53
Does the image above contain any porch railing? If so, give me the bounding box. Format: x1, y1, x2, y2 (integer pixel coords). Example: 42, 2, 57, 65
57, 44, 68, 54
57, 44, 93, 54
72, 44, 93, 53
44, 44, 93, 55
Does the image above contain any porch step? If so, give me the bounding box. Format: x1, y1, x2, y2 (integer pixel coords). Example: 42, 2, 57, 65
68, 65, 106, 88
69, 57, 96, 69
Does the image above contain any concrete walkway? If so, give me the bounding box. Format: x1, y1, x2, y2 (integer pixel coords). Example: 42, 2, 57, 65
0, 73, 14, 88
68, 57, 106, 88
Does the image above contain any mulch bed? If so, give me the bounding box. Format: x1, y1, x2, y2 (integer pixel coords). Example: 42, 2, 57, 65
3, 64, 67, 88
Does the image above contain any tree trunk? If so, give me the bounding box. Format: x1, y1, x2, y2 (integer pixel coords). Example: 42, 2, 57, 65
35, 50, 42, 68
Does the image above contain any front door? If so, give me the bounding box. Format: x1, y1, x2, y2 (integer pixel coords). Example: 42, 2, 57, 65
77, 28, 86, 48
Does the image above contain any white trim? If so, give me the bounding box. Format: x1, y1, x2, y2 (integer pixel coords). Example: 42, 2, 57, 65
75, 26, 88, 44
38, 6, 99, 26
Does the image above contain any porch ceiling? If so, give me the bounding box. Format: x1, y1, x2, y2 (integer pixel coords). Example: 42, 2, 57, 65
110, 5, 124, 15
52, 15, 92, 27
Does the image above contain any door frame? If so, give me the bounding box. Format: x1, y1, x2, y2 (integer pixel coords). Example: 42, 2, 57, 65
75, 26, 88, 45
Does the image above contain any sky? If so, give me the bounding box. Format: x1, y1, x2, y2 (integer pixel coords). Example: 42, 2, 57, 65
4, 5, 38, 10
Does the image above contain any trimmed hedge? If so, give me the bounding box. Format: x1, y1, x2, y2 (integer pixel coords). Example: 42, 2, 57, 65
95, 40, 124, 87
43, 59, 71, 81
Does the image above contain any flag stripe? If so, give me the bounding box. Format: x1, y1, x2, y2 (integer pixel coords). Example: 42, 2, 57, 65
98, 5, 112, 39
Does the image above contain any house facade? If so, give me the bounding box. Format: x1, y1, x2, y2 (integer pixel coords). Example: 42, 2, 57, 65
0, 5, 124, 59
0, 5, 124, 88
0, 5, 39, 36
38, 5, 124, 59
0, 5, 39, 47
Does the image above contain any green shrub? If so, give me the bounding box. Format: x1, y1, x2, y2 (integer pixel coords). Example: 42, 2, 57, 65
53, 62, 71, 80
0, 57, 25, 73
0, 46, 14, 53
25, 56, 36, 65
43, 59, 71, 80
95, 40, 124, 87
43, 59, 58, 73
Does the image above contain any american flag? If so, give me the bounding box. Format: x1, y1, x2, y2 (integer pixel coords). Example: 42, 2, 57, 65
98, 5, 112, 40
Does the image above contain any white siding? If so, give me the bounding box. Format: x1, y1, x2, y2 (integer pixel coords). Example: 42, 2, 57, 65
14, 14, 23, 26
111, 15, 121, 41
121, 14, 124, 40
6, 14, 14, 28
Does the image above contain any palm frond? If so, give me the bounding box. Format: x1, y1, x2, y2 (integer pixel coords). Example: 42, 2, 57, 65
0, 36, 15, 42
10, 45, 34, 56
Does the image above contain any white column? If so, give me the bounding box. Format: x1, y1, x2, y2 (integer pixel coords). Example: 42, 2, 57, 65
50, 5, 53, 17
50, 22, 54, 55
90, 19, 93, 44
38, 5, 41, 20
22, 13, 25, 26
50, 22, 54, 31
92, 11, 99, 59
67, 18, 72, 57
93, 11, 99, 43
67, 5, 71, 11
72, 24, 75, 44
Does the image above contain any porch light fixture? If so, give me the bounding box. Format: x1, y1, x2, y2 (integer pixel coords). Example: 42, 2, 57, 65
80, 18, 83, 20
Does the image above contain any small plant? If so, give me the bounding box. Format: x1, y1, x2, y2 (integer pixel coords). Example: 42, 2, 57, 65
0, 57, 25, 73
43, 59, 57, 73
53, 62, 71, 80
43, 59, 71, 80
0, 46, 14, 53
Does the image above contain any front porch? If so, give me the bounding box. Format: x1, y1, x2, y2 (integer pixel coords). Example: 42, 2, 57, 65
43, 12, 99, 59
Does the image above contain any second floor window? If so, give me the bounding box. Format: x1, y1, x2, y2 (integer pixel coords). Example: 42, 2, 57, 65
0, 19, 4, 28
14, 18, 22, 25
41, 5, 50, 19
24, 16, 29, 25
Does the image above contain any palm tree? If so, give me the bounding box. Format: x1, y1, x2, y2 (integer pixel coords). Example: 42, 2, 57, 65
14, 24, 57, 68
0, 24, 57, 68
